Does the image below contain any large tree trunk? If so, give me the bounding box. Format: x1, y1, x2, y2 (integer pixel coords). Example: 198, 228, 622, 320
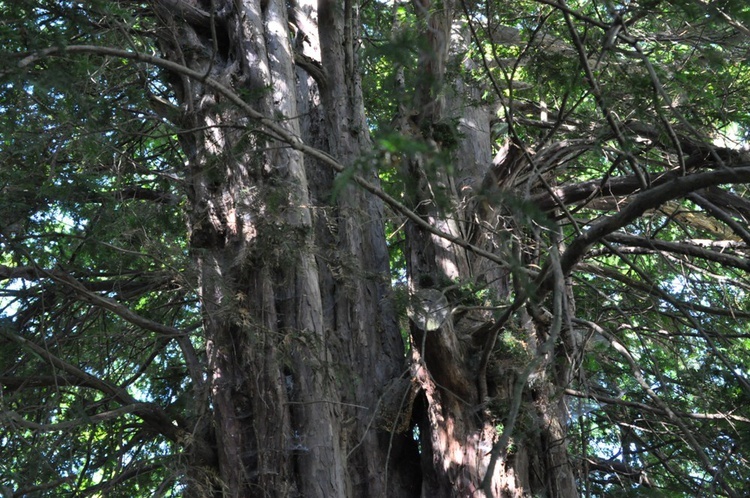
398, 2, 579, 496
153, 0, 577, 496
154, 1, 418, 495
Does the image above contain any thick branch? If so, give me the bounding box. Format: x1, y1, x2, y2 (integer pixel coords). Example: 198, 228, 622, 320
294, 52, 328, 90
531, 169, 750, 214
531, 173, 651, 211
551, 165, 750, 283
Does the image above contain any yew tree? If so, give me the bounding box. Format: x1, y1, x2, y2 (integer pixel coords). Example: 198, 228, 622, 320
1, 0, 750, 497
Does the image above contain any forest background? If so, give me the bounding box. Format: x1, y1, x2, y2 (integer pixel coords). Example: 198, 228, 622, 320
1, 0, 750, 496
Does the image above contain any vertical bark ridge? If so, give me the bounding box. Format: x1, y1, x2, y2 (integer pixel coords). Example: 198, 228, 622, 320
157, 0, 417, 495
314, 2, 420, 496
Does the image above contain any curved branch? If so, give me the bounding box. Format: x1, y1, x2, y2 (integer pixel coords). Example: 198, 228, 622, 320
603, 233, 750, 272
16, 45, 508, 268
294, 51, 328, 91
531, 172, 653, 212
0, 326, 185, 444
531, 164, 750, 213
552, 165, 750, 282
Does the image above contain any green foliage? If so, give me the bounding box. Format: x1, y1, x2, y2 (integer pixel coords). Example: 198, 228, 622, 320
2, 0, 750, 496
0, 3, 192, 495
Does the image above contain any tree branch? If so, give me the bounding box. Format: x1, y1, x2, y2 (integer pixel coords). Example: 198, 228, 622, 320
550, 165, 750, 283
18, 267, 188, 338
603, 233, 750, 272
584, 457, 653, 487
2, 404, 157, 432
0, 326, 186, 444
689, 192, 750, 245
0, 375, 102, 390
564, 388, 750, 424
578, 262, 750, 319
576, 318, 739, 498
16, 44, 508, 268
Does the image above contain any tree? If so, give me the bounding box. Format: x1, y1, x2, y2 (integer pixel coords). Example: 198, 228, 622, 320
1, 0, 749, 496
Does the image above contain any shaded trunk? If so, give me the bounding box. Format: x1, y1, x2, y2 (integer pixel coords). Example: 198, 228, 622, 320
398, 2, 579, 496
154, 0, 418, 495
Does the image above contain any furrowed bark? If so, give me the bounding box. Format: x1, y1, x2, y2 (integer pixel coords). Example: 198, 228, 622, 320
153, 0, 416, 495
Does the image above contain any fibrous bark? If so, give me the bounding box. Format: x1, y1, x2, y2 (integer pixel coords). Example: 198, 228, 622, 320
153, 1, 417, 495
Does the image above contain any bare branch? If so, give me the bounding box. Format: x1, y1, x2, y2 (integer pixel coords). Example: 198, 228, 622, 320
553, 165, 750, 281
564, 387, 750, 424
